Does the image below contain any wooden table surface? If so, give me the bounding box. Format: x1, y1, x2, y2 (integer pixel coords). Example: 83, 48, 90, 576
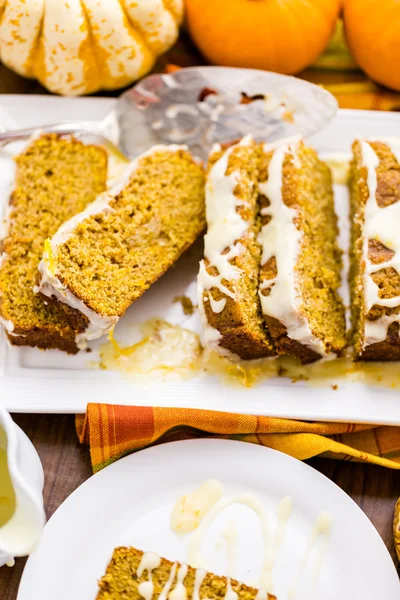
0, 60, 399, 598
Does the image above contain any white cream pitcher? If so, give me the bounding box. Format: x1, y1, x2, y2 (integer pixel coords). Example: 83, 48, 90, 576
0, 407, 45, 567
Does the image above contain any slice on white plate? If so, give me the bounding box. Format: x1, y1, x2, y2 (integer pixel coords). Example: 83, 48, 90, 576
17, 439, 400, 600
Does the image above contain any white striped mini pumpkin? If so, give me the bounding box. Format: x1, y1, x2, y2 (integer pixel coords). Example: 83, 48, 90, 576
0, 0, 183, 95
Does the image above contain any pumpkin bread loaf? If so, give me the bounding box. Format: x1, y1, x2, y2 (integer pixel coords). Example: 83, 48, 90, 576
38, 146, 205, 346
199, 137, 346, 363
258, 139, 346, 363
97, 547, 276, 600
198, 137, 275, 360
0, 134, 108, 353
349, 138, 400, 360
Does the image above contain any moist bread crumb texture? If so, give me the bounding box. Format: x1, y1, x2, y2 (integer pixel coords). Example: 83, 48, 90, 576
349, 139, 400, 360
198, 138, 275, 360
0, 134, 108, 353
259, 140, 346, 363
53, 148, 205, 319
96, 547, 276, 600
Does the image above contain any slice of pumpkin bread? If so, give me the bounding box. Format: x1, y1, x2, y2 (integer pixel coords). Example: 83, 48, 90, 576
38, 145, 205, 345
259, 139, 346, 363
198, 137, 275, 360
0, 134, 108, 353
97, 547, 276, 600
349, 138, 400, 360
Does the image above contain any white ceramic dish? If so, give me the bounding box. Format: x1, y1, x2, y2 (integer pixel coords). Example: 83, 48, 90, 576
0, 407, 45, 567
17, 439, 400, 600
1, 96, 400, 424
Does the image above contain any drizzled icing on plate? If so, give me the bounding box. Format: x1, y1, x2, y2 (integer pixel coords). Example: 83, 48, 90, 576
188, 493, 272, 590
287, 511, 332, 598
170, 479, 223, 535
359, 138, 400, 346
135, 480, 332, 600
258, 140, 332, 358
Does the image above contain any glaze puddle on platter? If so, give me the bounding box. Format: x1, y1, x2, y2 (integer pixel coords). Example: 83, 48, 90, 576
96, 320, 400, 390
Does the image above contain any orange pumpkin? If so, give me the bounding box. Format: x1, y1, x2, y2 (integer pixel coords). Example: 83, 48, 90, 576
343, 0, 400, 91
185, 0, 341, 75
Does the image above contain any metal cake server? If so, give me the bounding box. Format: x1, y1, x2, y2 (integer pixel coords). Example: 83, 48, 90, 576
0, 67, 338, 161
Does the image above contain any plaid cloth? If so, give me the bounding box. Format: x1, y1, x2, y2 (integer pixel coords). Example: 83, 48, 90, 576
76, 406, 400, 473
77, 25, 400, 475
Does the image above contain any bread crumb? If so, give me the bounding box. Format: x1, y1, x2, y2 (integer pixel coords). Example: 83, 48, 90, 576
173, 295, 195, 315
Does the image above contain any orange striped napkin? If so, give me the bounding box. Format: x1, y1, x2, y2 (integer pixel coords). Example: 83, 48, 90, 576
76, 406, 400, 473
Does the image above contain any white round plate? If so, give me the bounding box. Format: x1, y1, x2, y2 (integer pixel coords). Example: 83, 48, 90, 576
18, 440, 399, 600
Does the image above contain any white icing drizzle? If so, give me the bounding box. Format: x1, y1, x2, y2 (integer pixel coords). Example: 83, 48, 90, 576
137, 553, 162, 577
262, 496, 293, 592
196, 289, 237, 361
166, 481, 331, 600
169, 563, 188, 600
209, 296, 227, 314
287, 511, 332, 599
193, 568, 206, 600
138, 580, 154, 600
159, 562, 178, 600
170, 480, 223, 535
188, 493, 272, 592
37, 144, 188, 348
274, 496, 293, 550
221, 519, 237, 577
259, 141, 333, 358
197, 137, 253, 353
137, 552, 162, 600
359, 139, 400, 347
136, 555, 210, 600
0, 315, 15, 333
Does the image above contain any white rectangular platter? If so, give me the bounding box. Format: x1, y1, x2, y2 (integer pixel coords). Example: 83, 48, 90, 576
1, 95, 400, 424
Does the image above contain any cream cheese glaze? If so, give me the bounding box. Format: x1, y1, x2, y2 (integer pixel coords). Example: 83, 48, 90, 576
169, 564, 189, 600
170, 480, 223, 535
138, 552, 162, 600
287, 511, 332, 599
359, 138, 400, 347
0, 316, 14, 333
165, 480, 332, 599
37, 144, 188, 349
135, 553, 247, 600
188, 493, 272, 591
197, 136, 253, 355
258, 140, 332, 358
221, 519, 237, 577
